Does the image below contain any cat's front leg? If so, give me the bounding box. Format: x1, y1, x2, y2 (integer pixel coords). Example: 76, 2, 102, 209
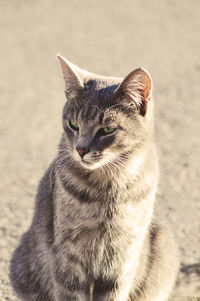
51, 252, 89, 301
93, 251, 139, 301
52, 270, 89, 301
53, 286, 88, 301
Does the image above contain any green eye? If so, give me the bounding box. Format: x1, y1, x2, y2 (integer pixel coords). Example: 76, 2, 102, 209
99, 127, 116, 135
69, 120, 79, 131
103, 127, 115, 134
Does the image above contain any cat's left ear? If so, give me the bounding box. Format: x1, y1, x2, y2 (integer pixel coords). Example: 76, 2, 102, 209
57, 54, 84, 99
114, 68, 152, 116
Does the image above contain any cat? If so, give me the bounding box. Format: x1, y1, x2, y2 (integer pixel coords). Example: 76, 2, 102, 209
10, 55, 179, 301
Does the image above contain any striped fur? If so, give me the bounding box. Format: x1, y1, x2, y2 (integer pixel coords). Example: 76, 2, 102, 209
10, 58, 179, 301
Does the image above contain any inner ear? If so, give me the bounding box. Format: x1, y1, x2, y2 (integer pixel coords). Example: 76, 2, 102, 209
57, 55, 84, 99
114, 68, 152, 116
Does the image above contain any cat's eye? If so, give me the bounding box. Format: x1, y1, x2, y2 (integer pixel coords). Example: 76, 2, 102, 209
69, 120, 79, 131
103, 127, 116, 134
97, 127, 116, 136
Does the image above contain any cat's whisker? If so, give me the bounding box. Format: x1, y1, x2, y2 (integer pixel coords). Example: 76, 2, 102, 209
108, 160, 129, 179
91, 104, 101, 113
11, 58, 179, 301
106, 161, 120, 178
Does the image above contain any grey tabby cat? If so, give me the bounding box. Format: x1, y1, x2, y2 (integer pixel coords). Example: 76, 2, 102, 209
10, 55, 179, 301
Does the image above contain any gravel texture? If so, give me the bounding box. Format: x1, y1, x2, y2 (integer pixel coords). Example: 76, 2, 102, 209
0, 1, 199, 300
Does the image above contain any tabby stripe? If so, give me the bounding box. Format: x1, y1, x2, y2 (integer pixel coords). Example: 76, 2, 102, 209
68, 167, 112, 190
58, 290, 86, 301
59, 176, 103, 203
94, 277, 118, 293
54, 269, 88, 292
59, 223, 106, 246
67, 253, 84, 266
57, 159, 111, 191
133, 225, 159, 298
52, 245, 85, 269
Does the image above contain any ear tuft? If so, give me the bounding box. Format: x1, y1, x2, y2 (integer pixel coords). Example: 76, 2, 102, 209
116, 68, 152, 116
57, 54, 84, 98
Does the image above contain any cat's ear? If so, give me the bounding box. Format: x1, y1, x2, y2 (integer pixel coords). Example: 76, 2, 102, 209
115, 68, 152, 116
57, 54, 84, 98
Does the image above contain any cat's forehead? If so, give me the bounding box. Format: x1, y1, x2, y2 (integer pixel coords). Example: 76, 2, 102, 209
64, 79, 122, 122
83, 79, 119, 101
76, 100, 121, 125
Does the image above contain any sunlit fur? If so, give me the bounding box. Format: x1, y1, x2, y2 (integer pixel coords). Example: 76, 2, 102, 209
10, 58, 179, 301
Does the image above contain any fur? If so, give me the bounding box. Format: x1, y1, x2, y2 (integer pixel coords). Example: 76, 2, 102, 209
10, 56, 179, 301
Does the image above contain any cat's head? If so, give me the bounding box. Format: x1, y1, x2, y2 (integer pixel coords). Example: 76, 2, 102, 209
58, 55, 153, 171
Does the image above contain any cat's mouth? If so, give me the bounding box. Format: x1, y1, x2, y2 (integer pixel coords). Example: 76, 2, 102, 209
79, 151, 131, 171
81, 159, 93, 165
79, 155, 108, 170
73, 150, 114, 170
81, 157, 102, 167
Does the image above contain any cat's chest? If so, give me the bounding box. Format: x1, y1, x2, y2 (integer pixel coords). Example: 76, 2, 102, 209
54, 181, 151, 243
54, 174, 154, 257
53, 178, 154, 278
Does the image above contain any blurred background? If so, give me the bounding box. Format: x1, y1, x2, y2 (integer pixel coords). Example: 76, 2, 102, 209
0, 0, 199, 299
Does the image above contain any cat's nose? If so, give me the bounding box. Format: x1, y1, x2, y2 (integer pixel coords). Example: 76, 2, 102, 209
76, 136, 90, 158
76, 147, 89, 158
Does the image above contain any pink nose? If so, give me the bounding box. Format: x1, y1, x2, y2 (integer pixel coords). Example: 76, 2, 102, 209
76, 147, 89, 158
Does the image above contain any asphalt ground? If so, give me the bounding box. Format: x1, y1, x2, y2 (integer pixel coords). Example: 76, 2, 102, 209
0, 1, 199, 299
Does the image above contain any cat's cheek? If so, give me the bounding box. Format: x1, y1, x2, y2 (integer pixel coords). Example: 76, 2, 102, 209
64, 127, 76, 142
93, 134, 116, 152
103, 134, 126, 153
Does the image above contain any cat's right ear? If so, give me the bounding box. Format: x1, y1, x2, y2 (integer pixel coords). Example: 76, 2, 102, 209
114, 68, 152, 116
57, 54, 84, 99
